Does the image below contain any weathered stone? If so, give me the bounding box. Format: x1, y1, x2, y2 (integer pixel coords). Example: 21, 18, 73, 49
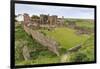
48, 15, 57, 25
30, 29, 60, 56
23, 13, 31, 27
67, 44, 82, 53
40, 14, 49, 24
23, 25, 31, 35
22, 46, 30, 60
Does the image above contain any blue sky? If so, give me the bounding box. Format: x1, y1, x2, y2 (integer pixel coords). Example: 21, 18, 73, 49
15, 4, 94, 19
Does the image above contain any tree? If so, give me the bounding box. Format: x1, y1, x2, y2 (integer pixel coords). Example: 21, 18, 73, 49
31, 15, 40, 19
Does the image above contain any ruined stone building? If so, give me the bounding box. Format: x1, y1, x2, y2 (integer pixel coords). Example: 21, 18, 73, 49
40, 14, 58, 25
40, 14, 49, 24
23, 13, 64, 29
57, 16, 65, 26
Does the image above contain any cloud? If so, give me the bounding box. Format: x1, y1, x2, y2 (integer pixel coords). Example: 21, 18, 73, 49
15, 3, 94, 19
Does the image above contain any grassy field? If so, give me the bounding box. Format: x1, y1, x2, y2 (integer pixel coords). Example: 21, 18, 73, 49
40, 27, 89, 49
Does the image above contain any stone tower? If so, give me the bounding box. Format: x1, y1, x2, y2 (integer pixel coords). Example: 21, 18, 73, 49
48, 15, 57, 25
40, 14, 49, 24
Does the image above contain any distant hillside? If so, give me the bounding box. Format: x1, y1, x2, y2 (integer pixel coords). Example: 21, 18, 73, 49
65, 18, 94, 23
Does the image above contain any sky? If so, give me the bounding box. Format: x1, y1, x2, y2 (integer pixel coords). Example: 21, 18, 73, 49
15, 3, 94, 19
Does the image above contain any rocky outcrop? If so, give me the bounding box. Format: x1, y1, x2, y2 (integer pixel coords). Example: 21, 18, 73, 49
22, 46, 30, 60
67, 44, 82, 53
23, 25, 59, 56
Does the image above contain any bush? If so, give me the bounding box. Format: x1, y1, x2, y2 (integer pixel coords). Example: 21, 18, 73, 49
69, 52, 89, 62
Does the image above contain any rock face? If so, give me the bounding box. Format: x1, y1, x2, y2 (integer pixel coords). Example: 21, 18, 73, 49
22, 46, 30, 60
31, 30, 59, 56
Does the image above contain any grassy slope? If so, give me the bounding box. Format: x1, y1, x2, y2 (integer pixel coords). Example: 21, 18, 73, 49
41, 27, 89, 50
15, 24, 60, 65
68, 35, 94, 62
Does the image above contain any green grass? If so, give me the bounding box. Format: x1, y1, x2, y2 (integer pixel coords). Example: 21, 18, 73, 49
16, 51, 60, 65
76, 22, 94, 29
40, 27, 89, 50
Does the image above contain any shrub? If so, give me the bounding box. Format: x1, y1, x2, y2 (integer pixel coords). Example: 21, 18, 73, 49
69, 52, 89, 62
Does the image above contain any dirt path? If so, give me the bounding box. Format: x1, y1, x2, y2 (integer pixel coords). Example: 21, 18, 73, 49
60, 53, 69, 62
60, 44, 82, 62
